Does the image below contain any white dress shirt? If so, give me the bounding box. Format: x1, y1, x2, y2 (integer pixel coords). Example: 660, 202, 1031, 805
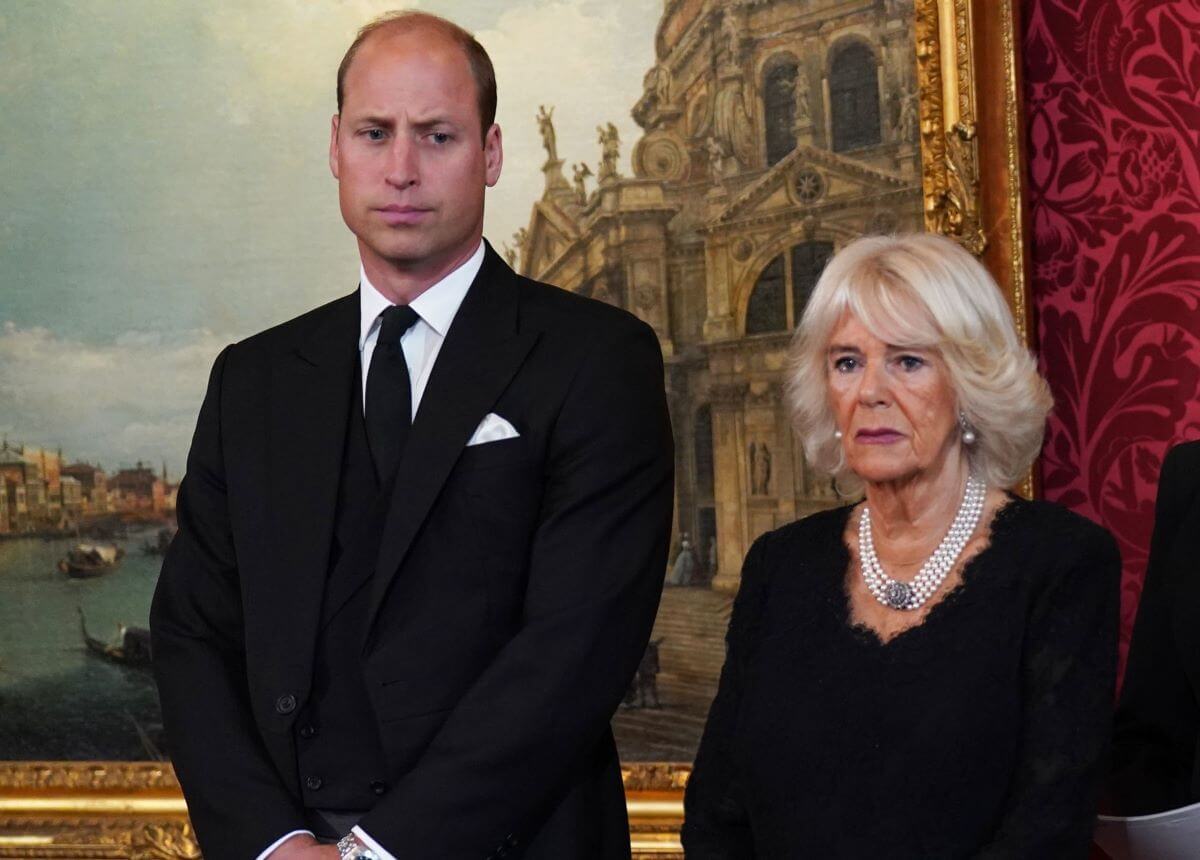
259, 241, 484, 860
358, 241, 485, 417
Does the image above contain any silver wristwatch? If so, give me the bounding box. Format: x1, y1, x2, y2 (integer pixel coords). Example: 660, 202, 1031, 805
336, 834, 381, 860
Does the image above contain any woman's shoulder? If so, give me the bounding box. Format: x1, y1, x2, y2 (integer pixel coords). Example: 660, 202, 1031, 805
754, 504, 855, 557
1002, 495, 1108, 535
994, 496, 1121, 579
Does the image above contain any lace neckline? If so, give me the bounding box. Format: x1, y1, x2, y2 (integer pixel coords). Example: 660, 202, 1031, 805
833, 493, 1025, 647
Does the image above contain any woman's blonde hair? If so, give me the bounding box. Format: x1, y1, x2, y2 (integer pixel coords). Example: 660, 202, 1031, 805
785, 233, 1052, 496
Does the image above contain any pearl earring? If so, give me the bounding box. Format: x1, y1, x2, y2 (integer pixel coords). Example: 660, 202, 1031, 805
959, 412, 977, 445
834, 429, 844, 441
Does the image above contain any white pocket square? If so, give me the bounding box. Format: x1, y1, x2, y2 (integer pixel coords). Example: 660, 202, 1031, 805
467, 412, 520, 446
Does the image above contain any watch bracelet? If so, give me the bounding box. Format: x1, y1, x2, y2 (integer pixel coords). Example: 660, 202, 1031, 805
336, 833, 381, 860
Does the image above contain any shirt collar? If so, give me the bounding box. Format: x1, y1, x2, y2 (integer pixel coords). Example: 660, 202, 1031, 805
358, 241, 486, 349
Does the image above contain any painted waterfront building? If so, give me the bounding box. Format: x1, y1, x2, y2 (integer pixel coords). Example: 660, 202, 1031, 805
517, 0, 923, 589
60, 476, 83, 527
2, 476, 29, 534
61, 462, 111, 515
109, 462, 168, 515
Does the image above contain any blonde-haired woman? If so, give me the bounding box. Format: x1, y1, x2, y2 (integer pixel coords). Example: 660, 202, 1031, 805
683, 234, 1120, 858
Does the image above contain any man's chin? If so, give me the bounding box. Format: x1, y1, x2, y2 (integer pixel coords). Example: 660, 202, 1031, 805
359, 230, 480, 275
359, 235, 434, 268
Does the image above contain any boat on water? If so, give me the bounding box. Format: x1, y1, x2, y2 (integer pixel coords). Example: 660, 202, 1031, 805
141, 526, 176, 556
57, 543, 125, 578
78, 608, 152, 669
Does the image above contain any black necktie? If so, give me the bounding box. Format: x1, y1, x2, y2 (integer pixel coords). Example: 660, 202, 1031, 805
365, 305, 420, 484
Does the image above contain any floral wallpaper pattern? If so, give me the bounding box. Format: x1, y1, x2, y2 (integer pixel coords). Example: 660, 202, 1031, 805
1023, 0, 1200, 665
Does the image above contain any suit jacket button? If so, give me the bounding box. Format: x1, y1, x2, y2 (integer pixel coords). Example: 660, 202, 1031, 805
298, 724, 317, 739
305, 775, 323, 791
275, 694, 297, 714
370, 780, 387, 795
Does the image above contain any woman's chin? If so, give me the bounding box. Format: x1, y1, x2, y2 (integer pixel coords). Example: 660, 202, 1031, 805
846, 457, 924, 487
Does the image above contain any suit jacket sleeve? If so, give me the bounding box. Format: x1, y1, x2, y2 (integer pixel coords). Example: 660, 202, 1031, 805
150, 345, 308, 859
356, 318, 674, 855
1109, 442, 1200, 813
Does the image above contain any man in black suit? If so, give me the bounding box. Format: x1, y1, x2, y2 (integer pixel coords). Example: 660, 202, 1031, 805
1109, 440, 1200, 814
149, 12, 673, 860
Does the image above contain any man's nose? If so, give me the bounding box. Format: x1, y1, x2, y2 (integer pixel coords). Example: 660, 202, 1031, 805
385, 137, 418, 189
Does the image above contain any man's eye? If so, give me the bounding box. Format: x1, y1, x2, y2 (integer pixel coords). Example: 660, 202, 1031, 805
364, 128, 386, 141
429, 132, 451, 144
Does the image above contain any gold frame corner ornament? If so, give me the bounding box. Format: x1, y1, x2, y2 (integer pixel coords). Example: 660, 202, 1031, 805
919, 0, 1033, 335
0, 2, 1031, 856
918, 0, 987, 256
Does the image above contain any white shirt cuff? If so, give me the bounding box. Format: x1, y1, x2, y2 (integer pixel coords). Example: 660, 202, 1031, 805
257, 829, 315, 859
353, 825, 399, 860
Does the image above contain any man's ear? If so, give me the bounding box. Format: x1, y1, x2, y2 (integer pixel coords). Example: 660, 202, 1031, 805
329, 114, 341, 180
484, 123, 503, 188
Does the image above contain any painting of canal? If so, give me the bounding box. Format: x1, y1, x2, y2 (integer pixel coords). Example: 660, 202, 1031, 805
0, 0, 663, 761
0, 523, 166, 759
1, 0, 922, 764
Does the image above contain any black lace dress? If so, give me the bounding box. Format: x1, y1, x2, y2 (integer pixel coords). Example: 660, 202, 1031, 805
682, 498, 1121, 859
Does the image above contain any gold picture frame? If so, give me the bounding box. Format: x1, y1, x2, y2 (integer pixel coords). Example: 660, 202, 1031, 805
0, 0, 1031, 855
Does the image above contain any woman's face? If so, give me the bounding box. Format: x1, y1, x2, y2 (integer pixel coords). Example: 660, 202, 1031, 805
826, 312, 961, 486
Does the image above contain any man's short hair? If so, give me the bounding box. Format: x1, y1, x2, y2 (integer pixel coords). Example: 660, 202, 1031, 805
336, 11, 498, 143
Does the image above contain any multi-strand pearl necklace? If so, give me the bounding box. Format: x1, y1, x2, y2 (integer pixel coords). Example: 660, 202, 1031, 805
858, 473, 987, 611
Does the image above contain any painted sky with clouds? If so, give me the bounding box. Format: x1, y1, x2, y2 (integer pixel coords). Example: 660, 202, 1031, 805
0, 0, 661, 474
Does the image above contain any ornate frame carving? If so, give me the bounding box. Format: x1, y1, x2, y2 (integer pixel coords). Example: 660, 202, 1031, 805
0, 2, 1030, 856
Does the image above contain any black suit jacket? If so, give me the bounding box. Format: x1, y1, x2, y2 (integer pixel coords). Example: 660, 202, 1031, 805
1109, 440, 1200, 814
150, 246, 674, 858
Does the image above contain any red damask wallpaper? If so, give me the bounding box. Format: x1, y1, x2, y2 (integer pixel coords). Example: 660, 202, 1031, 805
1023, 0, 1200, 666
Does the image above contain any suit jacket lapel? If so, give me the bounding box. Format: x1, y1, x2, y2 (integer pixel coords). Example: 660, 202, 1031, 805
367, 247, 539, 633
265, 292, 359, 682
